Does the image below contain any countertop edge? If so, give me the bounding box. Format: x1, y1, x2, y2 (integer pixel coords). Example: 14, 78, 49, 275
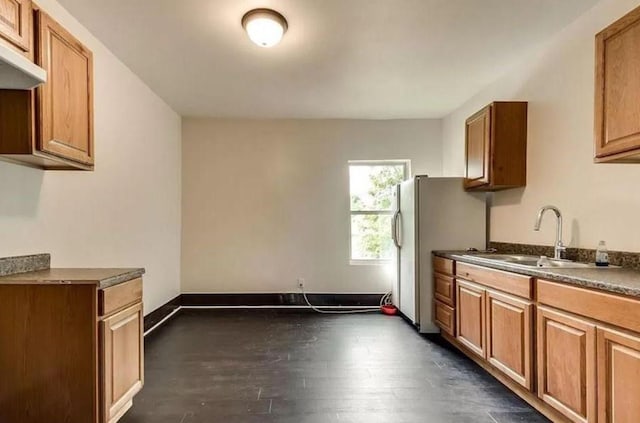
0, 268, 146, 289
433, 251, 640, 299
98, 268, 146, 289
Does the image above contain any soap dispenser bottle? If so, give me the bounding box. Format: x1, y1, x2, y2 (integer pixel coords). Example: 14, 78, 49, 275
595, 241, 609, 267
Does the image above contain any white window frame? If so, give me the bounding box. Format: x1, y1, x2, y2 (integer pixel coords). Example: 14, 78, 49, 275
348, 160, 410, 265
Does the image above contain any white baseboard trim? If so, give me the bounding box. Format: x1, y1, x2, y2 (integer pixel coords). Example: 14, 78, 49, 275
143, 304, 382, 337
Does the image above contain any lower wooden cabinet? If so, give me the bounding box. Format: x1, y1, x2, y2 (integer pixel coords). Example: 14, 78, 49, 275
537, 306, 596, 423
597, 327, 640, 423
456, 280, 486, 358
101, 302, 144, 423
435, 259, 640, 423
486, 290, 533, 390
0, 276, 144, 423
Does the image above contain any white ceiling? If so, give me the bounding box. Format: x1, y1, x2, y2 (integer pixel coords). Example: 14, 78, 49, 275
58, 0, 598, 119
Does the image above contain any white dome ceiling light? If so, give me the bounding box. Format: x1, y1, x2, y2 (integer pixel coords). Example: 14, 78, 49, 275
241, 8, 288, 48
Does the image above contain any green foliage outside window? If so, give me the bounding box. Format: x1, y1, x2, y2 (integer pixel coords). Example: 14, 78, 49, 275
350, 165, 405, 260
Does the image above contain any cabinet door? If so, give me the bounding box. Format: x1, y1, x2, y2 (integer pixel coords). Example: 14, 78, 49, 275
0, 0, 30, 52
486, 290, 533, 390
597, 327, 640, 423
101, 302, 144, 423
456, 280, 485, 358
537, 306, 596, 423
464, 105, 491, 189
35, 10, 94, 166
595, 5, 640, 162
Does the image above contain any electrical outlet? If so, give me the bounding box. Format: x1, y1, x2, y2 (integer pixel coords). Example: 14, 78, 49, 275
297, 278, 305, 289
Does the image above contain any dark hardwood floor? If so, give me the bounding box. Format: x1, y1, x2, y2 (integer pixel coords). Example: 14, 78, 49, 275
121, 309, 549, 423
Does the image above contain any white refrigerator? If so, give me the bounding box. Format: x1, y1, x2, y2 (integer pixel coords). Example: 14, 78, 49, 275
391, 176, 486, 333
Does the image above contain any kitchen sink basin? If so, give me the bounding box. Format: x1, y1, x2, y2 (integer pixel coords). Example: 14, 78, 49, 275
462, 253, 608, 269
471, 254, 540, 262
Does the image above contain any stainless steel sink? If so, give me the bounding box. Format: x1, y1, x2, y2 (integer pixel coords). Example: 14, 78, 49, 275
536, 260, 594, 269
472, 254, 540, 262
462, 254, 607, 269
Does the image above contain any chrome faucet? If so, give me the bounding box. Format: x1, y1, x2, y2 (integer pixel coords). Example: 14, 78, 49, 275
534, 205, 566, 260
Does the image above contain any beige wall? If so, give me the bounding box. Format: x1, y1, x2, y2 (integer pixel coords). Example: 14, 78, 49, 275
442, 0, 640, 253
0, 0, 182, 313
182, 119, 442, 293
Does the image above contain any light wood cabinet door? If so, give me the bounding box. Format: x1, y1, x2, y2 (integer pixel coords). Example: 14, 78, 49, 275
0, 0, 30, 53
597, 327, 640, 423
464, 105, 491, 189
595, 5, 640, 163
537, 306, 596, 423
456, 280, 485, 358
486, 290, 533, 390
35, 10, 94, 166
101, 302, 144, 423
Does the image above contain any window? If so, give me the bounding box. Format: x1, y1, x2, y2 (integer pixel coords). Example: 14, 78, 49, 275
349, 161, 409, 263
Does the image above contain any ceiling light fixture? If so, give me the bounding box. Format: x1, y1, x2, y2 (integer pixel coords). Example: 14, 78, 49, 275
241, 8, 288, 48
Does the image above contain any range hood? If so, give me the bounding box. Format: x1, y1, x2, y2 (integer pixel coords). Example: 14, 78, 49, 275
0, 42, 46, 89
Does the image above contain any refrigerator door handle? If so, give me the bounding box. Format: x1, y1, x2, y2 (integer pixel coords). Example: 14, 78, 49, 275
392, 210, 401, 248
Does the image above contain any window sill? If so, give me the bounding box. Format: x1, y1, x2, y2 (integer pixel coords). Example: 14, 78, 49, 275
349, 260, 393, 266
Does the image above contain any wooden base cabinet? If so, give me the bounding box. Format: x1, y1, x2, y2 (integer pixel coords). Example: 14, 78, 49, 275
537, 306, 596, 423
486, 290, 533, 390
101, 302, 144, 423
456, 280, 486, 358
436, 262, 640, 423
597, 327, 640, 423
0, 276, 143, 423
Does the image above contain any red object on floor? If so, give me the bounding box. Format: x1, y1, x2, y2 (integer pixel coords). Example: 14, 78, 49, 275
381, 304, 397, 315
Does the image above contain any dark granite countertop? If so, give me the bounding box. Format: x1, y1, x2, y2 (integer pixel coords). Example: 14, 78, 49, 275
434, 250, 640, 298
0, 267, 145, 289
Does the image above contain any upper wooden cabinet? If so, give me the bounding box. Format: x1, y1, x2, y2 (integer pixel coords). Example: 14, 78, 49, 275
595, 5, 640, 163
0, 0, 31, 54
464, 102, 528, 191
36, 10, 94, 166
0, 8, 94, 170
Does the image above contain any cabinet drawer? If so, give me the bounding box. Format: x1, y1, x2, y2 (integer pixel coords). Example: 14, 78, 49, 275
99, 278, 142, 317
434, 273, 455, 306
537, 279, 640, 333
434, 300, 455, 336
456, 262, 533, 299
433, 256, 454, 276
